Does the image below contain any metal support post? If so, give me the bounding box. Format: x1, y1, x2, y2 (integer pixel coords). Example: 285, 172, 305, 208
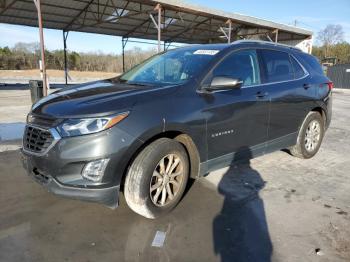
274, 29, 279, 43
164, 41, 172, 51
226, 19, 232, 43
154, 4, 162, 53
157, 5, 162, 52
122, 37, 128, 73
266, 34, 273, 42
63, 30, 69, 85
33, 0, 48, 96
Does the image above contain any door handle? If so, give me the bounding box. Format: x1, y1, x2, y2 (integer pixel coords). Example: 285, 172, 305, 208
303, 83, 311, 89
256, 91, 268, 99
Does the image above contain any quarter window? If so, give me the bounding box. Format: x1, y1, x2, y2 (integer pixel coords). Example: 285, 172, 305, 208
213, 50, 261, 86
300, 54, 324, 76
290, 56, 306, 79
260, 50, 294, 82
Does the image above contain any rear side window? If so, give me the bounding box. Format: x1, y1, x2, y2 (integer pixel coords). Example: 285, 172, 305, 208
213, 49, 261, 86
260, 50, 294, 82
290, 56, 306, 79
299, 54, 324, 76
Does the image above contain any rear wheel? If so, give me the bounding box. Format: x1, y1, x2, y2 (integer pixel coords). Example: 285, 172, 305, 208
124, 138, 189, 219
290, 111, 324, 159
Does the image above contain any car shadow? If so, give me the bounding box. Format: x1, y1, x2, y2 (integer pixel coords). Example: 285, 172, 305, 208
182, 177, 196, 198
281, 148, 293, 156
213, 147, 273, 262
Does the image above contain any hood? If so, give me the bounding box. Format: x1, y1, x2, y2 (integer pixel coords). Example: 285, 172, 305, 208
32, 79, 177, 118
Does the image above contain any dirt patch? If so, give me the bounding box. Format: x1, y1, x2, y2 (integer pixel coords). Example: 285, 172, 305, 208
0, 69, 119, 79
322, 221, 350, 259
0, 70, 120, 83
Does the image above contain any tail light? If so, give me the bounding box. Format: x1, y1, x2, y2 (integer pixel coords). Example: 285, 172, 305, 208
327, 82, 334, 90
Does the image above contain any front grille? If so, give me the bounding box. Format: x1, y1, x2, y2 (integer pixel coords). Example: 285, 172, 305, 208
23, 126, 54, 153
27, 113, 60, 128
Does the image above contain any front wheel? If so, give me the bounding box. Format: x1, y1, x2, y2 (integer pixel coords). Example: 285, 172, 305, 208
290, 111, 325, 159
124, 138, 189, 219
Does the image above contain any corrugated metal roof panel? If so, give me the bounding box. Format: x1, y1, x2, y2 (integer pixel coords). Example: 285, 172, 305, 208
0, 0, 312, 44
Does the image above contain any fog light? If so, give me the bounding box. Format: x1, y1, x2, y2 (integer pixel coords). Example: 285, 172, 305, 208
82, 159, 110, 182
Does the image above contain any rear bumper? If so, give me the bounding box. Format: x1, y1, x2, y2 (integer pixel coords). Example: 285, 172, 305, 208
21, 151, 119, 208
325, 92, 332, 130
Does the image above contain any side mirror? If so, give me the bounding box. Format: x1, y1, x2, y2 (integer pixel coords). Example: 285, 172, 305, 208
206, 76, 243, 91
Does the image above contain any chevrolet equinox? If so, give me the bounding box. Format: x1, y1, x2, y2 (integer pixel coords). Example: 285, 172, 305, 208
21, 40, 332, 218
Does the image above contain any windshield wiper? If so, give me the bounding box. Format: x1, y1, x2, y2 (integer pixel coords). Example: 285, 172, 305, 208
125, 81, 153, 87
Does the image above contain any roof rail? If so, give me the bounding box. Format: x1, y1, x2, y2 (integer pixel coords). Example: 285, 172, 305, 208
232, 40, 302, 52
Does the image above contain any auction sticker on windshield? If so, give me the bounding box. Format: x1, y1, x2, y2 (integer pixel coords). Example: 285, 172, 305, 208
193, 50, 219, 55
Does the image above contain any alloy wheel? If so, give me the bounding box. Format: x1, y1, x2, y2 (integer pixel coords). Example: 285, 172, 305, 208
150, 154, 184, 207
305, 120, 321, 152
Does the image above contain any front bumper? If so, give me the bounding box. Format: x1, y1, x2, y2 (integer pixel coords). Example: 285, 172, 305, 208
21, 125, 143, 208
21, 151, 120, 208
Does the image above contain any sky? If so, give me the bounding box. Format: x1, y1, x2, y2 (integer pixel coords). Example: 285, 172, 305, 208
0, 0, 349, 54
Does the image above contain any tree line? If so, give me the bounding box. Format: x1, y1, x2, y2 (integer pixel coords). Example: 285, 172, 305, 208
0, 42, 157, 73
0, 24, 349, 72
313, 24, 350, 64
312, 42, 350, 64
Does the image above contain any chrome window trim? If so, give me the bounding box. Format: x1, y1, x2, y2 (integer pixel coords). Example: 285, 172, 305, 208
290, 53, 310, 78
206, 71, 310, 93
253, 49, 310, 87
22, 124, 61, 157
243, 70, 310, 88
199, 47, 310, 94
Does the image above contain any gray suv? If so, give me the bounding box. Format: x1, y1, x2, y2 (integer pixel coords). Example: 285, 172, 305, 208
21, 40, 332, 218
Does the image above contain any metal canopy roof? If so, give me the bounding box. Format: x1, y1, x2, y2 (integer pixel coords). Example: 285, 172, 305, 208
0, 0, 312, 44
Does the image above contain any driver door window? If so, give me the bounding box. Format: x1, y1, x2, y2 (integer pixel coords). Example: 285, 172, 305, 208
213, 49, 261, 87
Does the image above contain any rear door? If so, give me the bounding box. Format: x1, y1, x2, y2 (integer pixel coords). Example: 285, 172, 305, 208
258, 49, 314, 147
204, 49, 270, 169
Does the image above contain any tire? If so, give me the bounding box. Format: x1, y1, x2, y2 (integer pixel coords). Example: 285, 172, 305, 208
124, 138, 189, 219
290, 111, 325, 159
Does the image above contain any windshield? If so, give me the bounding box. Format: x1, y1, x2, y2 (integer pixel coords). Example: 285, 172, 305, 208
119, 48, 221, 85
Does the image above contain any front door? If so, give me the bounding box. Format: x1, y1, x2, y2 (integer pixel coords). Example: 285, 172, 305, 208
203, 49, 270, 171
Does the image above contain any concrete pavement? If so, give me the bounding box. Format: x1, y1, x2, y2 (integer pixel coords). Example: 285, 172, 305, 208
0, 89, 349, 261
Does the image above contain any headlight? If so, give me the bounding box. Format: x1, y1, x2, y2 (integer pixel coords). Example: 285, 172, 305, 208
56, 112, 129, 137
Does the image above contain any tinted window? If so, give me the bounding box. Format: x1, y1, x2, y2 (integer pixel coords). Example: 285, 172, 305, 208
300, 54, 324, 76
290, 56, 306, 79
260, 50, 294, 82
213, 49, 260, 86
